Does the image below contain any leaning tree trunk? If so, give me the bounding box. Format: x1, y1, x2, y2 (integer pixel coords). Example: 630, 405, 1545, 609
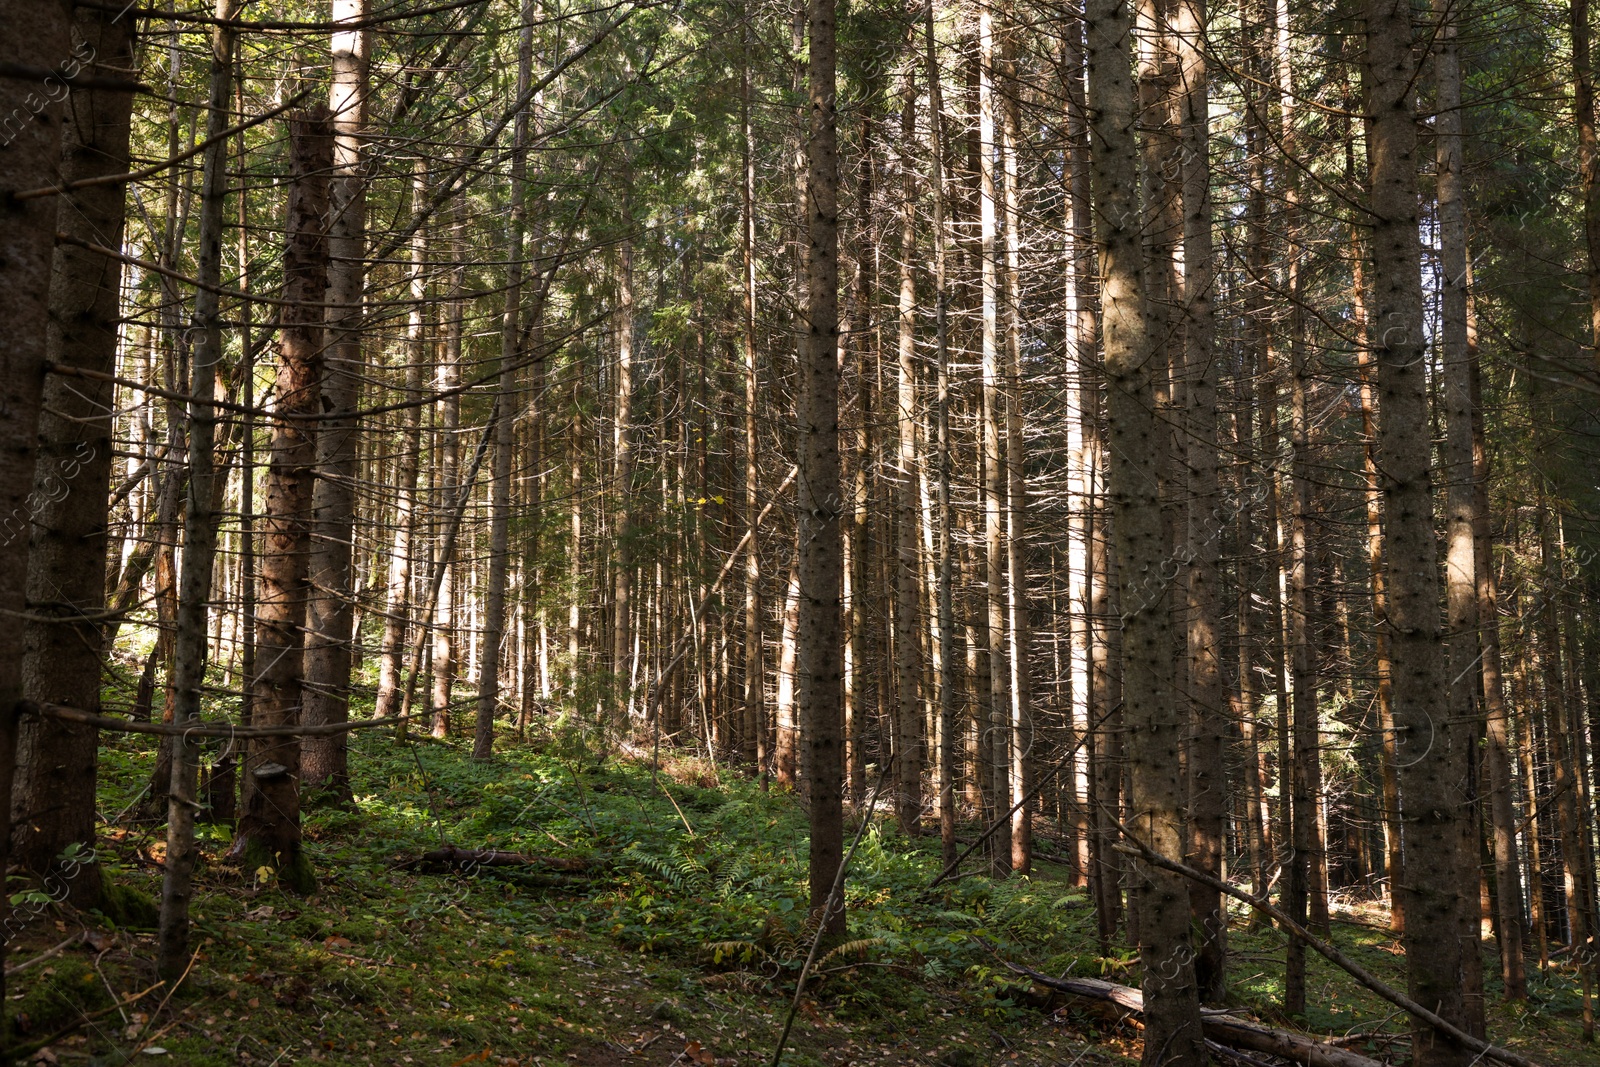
1086, 0, 1206, 1059
15, 4, 136, 909
302, 0, 369, 800
1362, 1, 1480, 1060
0, 0, 77, 1016
231, 111, 331, 900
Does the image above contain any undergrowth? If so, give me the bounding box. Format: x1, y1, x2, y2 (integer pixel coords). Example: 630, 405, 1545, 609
1, 713, 1589, 1065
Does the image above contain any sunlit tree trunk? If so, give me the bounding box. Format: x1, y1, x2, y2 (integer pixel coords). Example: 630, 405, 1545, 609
1087, 0, 1205, 1056
303, 0, 369, 799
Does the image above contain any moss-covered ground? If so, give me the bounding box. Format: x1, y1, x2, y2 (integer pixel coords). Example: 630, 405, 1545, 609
2, 718, 1591, 1066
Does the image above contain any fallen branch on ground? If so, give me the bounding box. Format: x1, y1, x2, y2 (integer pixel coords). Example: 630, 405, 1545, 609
989, 949, 1386, 1067
1109, 832, 1539, 1067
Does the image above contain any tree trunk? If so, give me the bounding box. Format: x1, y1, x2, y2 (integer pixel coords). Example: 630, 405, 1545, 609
157, 0, 242, 981
302, 0, 369, 799
374, 160, 429, 724
977, 0, 1012, 877
433, 195, 466, 738
232, 109, 330, 900
998, 15, 1032, 875
894, 65, 923, 836
1362, 1, 1479, 1058
1471, 344, 1527, 999
923, 0, 958, 867
14, 3, 136, 908
0, 0, 76, 1014
1086, 0, 1206, 1058
1575, 0, 1600, 376
476, 4, 533, 760
1175, 0, 1226, 1003
1432, 0, 1488, 1031
800, 0, 844, 935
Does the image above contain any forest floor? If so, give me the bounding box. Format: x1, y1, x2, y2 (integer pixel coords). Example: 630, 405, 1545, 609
4, 721, 1594, 1066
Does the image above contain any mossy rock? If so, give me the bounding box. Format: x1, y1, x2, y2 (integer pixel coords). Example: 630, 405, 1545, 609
8, 958, 112, 1037
98, 870, 158, 928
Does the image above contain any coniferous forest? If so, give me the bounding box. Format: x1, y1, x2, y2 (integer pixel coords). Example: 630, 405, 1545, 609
3, 0, 1600, 1063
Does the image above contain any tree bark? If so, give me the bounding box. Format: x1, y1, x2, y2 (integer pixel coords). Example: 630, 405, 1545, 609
1174, 0, 1226, 1003
1086, 0, 1206, 1058
231, 109, 330, 900
0, 0, 77, 1019
1362, 1, 1479, 1058
476, 3, 533, 760
14, 3, 136, 907
374, 161, 429, 724
157, 0, 242, 980
893, 65, 923, 836
302, 0, 369, 799
800, 0, 844, 936
977, 0, 1012, 877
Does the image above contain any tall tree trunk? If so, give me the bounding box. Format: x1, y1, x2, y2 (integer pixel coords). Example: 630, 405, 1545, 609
1432, 0, 1488, 1031
232, 110, 330, 900
374, 161, 429, 723
894, 65, 924, 835
977, 0, 1012, 877
1471, 344, 1527, 999
741, 23, 764, 774
924, 0, 958, 867
1175, 0, 1226, 1003
1086, 0, 1206, 1058
998, 16, 1033, 875
1575, 0, 1600, 376
800, 0, 844, 935
14, 4, 136, 907
613, 217, 635, 732
1354, 233, 1405, 934
0, 0, 76, 1013
156, 0, 241, 981
302, 0, 369, 799
434, 197, 466, 737
477, 3, 533, 760
1362, 1, 1479, 1058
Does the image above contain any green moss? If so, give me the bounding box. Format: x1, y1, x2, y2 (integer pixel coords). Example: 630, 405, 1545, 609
8, 959, 112, 1037
98, 870, 158, 928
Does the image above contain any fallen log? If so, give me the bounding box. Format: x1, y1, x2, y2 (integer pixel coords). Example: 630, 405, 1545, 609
1109, 834, 1540, 1067
992, 953, 1387, 1067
